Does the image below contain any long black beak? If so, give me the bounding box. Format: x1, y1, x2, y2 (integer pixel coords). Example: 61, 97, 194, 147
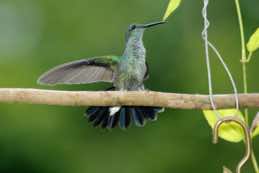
139, 21, 166, 29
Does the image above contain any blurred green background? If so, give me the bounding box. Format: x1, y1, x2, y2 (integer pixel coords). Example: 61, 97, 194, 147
0, 0, 259, 172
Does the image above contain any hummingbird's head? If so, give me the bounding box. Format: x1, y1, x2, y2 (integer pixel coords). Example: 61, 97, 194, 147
125, 21, 166, 42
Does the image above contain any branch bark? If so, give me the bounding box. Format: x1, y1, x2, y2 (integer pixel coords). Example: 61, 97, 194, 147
0, 88, 259, 109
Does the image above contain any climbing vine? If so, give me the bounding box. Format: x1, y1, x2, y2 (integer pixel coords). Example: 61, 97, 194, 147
163, 0, 259, 172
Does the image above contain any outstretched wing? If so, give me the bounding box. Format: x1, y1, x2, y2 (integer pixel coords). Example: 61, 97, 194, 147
38, 56, 120, 85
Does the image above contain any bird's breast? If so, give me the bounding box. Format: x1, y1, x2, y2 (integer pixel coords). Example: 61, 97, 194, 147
115, 57, 146, 90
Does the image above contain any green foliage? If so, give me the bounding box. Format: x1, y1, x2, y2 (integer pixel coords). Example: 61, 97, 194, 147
163, 0, 182, 21
253, 128, 259, 138
203, 109, 244, 143
252, 113, 259, 138
247, 28, 259, 53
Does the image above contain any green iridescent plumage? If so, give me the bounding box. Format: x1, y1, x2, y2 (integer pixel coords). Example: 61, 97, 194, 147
38, 21, 165, 129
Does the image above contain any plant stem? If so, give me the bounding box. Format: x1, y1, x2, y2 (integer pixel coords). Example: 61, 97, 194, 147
234, 0, 248, 122
252, 151, 259, 173
234, 0, 246, 61
242, 64, 248, 123
234, 0, 259, 172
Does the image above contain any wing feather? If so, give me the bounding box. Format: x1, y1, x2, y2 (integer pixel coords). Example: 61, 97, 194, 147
38, 56, 119, 85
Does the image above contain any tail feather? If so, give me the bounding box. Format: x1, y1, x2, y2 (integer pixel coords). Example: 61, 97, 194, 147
86, 107, 99, 117
93, 108, 107, 127
139, 107, 162, 121
101, 114, 109, 128
88, 110, 99, 122
107, 115, 115, 128
119, 108, 126, 129
132, 108, 145, 127
85, 87, 163, 129
107, 114, 119, 129
85, 106, 163, 129
125, 108, 131, 128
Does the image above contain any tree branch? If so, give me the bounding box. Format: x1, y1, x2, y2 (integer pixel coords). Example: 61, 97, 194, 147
0, 88, 259, 109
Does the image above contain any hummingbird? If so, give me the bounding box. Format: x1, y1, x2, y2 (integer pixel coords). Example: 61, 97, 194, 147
38, 21, 165, 129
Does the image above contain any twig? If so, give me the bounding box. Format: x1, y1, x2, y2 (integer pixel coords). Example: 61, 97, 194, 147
1, 88, 259, 109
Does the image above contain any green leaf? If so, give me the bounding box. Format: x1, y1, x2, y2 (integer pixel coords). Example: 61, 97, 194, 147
251, 112, 259, 138
203, 109, 244, 143
163, 0, 182, 21
253, 128, 259, 138
247, 28, 259, 53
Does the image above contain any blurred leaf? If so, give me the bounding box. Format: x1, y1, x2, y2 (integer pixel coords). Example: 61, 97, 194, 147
203, 109, 244, 143
163, 0, 182, 21
253, 128, 259, 138
251, 112, 259, 138
223, 166, 232, 173
247, 28, 259, 53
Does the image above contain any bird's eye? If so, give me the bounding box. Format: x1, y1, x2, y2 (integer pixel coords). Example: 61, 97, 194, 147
129, 25, 136, 31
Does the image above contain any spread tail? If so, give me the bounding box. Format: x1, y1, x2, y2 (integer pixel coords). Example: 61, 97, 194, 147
85, 106, 163, 129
